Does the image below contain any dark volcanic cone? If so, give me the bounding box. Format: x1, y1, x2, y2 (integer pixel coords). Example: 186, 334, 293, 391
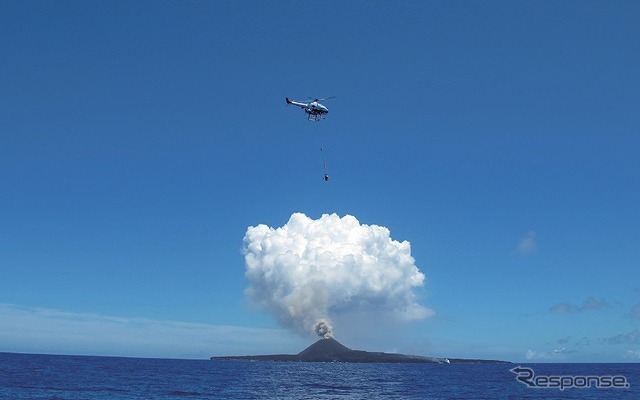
297, 338, 352, 361
297, 338, 438, 362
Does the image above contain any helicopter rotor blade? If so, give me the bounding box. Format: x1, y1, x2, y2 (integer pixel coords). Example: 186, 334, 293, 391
308, 96, 335, 102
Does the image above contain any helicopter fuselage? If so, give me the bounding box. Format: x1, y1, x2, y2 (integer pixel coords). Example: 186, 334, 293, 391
305, 101, 328, 116
286, 97, 330, 121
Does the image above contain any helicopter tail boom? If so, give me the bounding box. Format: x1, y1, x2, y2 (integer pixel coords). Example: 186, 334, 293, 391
285, 97, 307, 108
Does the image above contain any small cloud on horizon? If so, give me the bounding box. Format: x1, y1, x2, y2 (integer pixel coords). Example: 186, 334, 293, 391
624, 350, 640, 359
628, 303, 640, 320
549, 297, 610, 314
553, 346, 577, 354
606, 329, 640, 345
525, 349, 554, 360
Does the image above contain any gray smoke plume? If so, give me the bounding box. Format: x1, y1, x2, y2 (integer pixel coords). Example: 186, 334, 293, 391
243, 213, 434, 338
314, 319, 333, 339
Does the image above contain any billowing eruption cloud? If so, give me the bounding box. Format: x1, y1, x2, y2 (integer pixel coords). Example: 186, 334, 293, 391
314, 319, 333, 339
243, 213, 433, 337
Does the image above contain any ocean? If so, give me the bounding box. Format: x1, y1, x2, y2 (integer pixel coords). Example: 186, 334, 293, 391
0, 352, 638, 399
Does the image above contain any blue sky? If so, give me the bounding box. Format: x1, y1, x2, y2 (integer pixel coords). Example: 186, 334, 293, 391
1, 1, 639, 361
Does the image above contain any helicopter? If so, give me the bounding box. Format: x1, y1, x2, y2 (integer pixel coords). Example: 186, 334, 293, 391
285, 97, 335, 121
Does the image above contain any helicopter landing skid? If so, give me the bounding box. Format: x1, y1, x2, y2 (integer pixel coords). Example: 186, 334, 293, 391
307, 114, 325, 122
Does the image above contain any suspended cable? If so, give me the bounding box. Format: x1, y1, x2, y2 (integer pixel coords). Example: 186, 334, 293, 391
320, 146, 329, 182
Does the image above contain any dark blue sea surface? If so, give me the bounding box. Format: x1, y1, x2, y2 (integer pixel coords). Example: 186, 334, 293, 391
0, 352, 638, 399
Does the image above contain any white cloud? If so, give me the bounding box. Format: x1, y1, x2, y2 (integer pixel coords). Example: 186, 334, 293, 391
549, 302, 579, 314
525, 349, 551, 360
553, 346, 576, 354
526, 347, 574, 360
628, 303, 640, 320
517, 230, 537, 254
607, 330, 640, 345
243, 213, 433, 338
549, 297, 610, 314
624, 350, 640, 359
0, 304, 305, 358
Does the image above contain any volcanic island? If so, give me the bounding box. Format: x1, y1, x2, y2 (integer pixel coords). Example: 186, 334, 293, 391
211, 337, 509, 364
